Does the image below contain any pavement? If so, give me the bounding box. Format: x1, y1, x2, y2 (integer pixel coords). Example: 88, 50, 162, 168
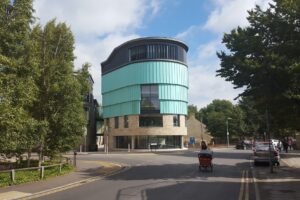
254, 149, 300, 200
0, 157, 125, 200
0, 149, 299, 200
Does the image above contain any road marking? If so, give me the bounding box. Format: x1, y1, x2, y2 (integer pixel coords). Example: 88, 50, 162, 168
0, 191, 31, 200
17, 163, 129, 200
238, 170, 250, 200
245, 170, 249, 200
249, 156, 261, 200
238, 170, 245, 200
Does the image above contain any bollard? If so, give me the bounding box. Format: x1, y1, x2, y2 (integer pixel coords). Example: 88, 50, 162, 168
73, 151, 77, 167
10, 169, 15, 183
40, 166, 44, 179
59, 163, 62, 174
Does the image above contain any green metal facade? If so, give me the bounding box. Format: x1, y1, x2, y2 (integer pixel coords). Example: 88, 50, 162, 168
102, 61, 188, 118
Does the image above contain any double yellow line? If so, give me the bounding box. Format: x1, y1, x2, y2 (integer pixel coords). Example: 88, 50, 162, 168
239, 170, 250, 200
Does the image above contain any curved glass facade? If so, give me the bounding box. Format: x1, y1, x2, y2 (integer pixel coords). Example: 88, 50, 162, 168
101, 37, 188, 150
101, 37, 188, 75
129, 43, 186, 63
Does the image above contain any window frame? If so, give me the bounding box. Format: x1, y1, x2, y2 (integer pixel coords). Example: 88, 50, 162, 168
114, 117, 119, 129
124, 115, 129, 128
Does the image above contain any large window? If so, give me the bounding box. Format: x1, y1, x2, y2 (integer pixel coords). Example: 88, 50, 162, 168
129, 44, 185, 62
173, 115, 180, 127
129, 45, 147, 61
124, 115, 129, 128
139, 116, 163, 127
141, 85, 160, 114
116, 136, 130, 148
134, 136, 182, 149
114, 117, 119, 129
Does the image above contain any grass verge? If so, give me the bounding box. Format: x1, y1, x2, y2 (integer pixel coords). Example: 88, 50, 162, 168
0, 164, 74, 188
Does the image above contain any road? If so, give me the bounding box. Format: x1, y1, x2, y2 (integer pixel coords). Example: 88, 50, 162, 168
36, 148, 256, 200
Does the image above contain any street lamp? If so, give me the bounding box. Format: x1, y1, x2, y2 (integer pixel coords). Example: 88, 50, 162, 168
226, 117, 232, 148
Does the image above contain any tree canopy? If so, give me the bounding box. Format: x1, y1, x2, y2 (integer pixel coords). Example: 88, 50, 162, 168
217, 0, 300, 133
0, 0, 90, 162
199, 100, 246, 140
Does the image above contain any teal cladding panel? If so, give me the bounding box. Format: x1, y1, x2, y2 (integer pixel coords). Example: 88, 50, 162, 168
103, 101, 140, 118
102, 61, 188, 93
159, 84, 188, 102
103, 85, 140, 106
160, 100, 188, 115
102, 61, 188, 117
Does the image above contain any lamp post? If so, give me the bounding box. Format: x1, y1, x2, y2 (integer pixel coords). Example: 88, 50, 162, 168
226, 117, 232, 148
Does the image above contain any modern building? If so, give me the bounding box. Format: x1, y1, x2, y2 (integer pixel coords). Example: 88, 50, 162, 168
101, 37, 189, 150
79, 75, 100, 151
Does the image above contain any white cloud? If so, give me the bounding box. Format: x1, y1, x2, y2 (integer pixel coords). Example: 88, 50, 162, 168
34, 0, 149, 37
34, 0, 160, 103
188, 66, 242, 109
175, 25, 199, 41
204, 0, 272, 33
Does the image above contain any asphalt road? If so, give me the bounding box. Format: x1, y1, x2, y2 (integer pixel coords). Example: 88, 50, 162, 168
36, 148, 256, 200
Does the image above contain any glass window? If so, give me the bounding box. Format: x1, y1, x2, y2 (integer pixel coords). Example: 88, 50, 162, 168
114, 117, 119, 129
173, 115, 180, 127
139, 116, 163, 127
116, 136, 130, 148
129, 44, 185, 62
141, 84, 160, 114
106, 118, 110, 128
124, 115, 129, 128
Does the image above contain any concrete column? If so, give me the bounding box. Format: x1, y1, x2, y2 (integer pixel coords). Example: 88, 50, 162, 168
181, 136, 184, 149
131, 136, 135, 149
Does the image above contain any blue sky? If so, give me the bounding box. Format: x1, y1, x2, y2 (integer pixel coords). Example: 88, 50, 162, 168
34, 0, 272, 109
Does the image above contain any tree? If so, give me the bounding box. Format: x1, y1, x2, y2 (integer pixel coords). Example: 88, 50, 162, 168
217, 0, 300, 132
199, 99, 246, 140
237, 97, 265, 138
0, 0, 40, 162
188, 104, 199, 117
31, 20, 86, 162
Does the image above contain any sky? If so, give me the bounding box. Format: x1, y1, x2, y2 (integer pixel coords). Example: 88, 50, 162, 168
33, 0, 272, 109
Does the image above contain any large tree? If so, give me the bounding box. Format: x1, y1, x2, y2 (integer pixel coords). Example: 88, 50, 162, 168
31, 20, 86, 160
217, 0, 300, 133
0, 0, 40, 161
199, 99, 246, 140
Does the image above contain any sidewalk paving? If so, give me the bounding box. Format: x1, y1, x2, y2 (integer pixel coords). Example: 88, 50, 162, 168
254, 149, 300, 200
0, 159, 124, 200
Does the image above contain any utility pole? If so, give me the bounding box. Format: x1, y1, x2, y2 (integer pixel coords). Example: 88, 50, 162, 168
226, 118, 232, 148
266, 108, 273, 173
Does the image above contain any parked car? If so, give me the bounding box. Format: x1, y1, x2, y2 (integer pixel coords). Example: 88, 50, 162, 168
236, 140, 253, 150
253, 142, 280, 166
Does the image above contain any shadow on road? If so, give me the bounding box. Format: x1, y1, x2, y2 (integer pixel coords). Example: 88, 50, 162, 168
153, 150, 252, 160
115, 180, 242, 200
106, 161, 249, 181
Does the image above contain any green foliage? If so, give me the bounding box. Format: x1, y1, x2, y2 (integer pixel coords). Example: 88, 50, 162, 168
31, 20, 86, 156
0, 164, 74, 187
75, 62, 93, 97
188, 104, 199, 117
0, 1, 89, 159
199, 99, 246, 139
0, 0, 40, 158
217, 0, 300, 132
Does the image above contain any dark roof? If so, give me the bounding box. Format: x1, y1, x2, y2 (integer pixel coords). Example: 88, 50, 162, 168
101, 37, 188, 67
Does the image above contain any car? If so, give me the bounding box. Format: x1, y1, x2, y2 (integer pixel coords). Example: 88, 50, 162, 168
236, 140, 253, 150
253, 142, 280, 166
